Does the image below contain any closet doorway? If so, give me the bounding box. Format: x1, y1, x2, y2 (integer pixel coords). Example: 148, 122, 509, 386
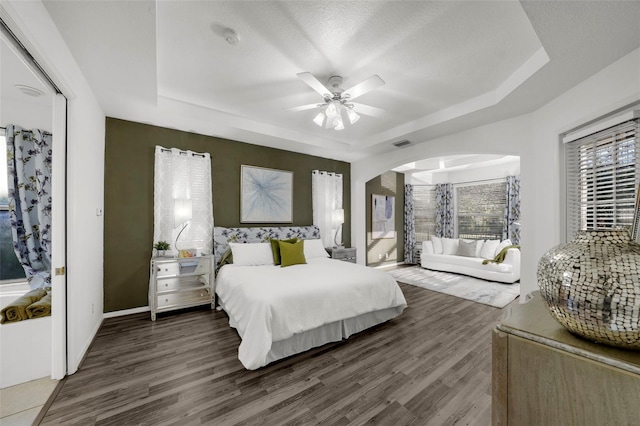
0, 21, 67, 386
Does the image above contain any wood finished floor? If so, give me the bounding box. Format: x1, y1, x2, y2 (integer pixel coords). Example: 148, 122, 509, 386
40, 283, 510, 425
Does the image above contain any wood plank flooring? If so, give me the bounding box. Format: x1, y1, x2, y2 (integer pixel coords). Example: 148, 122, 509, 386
40, 282, 511, 425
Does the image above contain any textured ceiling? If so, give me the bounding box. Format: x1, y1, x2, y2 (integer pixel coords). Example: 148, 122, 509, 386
42, 0, 640, 162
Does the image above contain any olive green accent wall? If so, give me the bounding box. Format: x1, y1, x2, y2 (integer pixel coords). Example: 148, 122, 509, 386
365, 171, 405, 266
104, 118, 351, 312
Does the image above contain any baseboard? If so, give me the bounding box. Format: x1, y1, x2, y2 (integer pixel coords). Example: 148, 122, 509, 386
374, 261, 405, 269
103, 306, 150, 319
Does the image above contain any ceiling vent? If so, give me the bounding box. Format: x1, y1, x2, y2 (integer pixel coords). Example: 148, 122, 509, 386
392, 140, 411, 148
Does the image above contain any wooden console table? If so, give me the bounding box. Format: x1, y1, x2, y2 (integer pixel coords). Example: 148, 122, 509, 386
492, 292, 640, 426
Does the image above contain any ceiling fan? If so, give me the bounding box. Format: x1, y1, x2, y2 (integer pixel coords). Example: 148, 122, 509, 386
288, 72, 385, 130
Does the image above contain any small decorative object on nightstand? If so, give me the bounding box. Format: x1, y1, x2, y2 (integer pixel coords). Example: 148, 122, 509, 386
328, 247, 356, 263
149, 255, 214, 321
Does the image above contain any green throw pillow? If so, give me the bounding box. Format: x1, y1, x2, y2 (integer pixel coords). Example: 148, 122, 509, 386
270, 237, 297, 265
216, 248, 234, 273
279, 240, 306, 267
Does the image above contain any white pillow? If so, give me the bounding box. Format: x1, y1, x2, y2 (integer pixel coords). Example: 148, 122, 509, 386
474, 240, 485, 258
442, 238, 459, 255
480, 239, 500, 260
229, 242, 274, 266
495, 239, 513, 257
431, 236, 443, 254
303, 238, 330, 259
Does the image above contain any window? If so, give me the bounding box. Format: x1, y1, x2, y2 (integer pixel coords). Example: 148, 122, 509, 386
413, 185, 436, 242
566, 120, 639, 239
456, 181, 506, 240
0, 132, 27, 282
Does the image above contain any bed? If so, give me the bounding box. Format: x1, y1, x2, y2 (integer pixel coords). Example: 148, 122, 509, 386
213, 226, 407, 370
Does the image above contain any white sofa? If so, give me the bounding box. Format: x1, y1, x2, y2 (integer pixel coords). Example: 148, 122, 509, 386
420, 237, 520, 284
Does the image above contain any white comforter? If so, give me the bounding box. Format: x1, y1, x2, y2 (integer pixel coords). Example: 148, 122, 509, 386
216, 257, 407, 369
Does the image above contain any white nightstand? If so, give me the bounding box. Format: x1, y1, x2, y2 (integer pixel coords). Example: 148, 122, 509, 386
149, 255, 214, 321
327, 247, 357, 263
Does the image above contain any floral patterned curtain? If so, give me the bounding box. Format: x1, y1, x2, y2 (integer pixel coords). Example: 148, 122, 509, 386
403, 184, 415, 264
503, 175, 521, 244
435, 183, 454, 238
6, 125, 53, 289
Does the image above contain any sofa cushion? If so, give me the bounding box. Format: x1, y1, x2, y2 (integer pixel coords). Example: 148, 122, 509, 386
480, 240, 500, 259
431, 236, 443, 254
456, 240, 477, 257
442, 238, 459, 255
474, 240, 485, 257
494, 239, 512, 257
422, 253, 512, 273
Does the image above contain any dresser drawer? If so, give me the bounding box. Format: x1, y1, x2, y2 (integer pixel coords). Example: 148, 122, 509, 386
156, 288, 211, 310
155, 261, 180, 277
331, 248, 357, 262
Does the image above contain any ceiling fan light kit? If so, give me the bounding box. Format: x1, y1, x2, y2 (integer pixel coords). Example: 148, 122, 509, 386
291, 72, 385, 130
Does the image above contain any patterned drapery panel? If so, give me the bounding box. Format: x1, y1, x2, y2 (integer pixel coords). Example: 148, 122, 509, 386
311, 171, 343, 248
6, 125, 53, 289
435, 183, 454, 238
403, 184, 416, 264
503, 175, 521, 244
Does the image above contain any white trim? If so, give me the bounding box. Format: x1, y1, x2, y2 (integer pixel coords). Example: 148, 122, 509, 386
103, 306, 150, 319
562, 109, 639, 143
51, 93, 67, 380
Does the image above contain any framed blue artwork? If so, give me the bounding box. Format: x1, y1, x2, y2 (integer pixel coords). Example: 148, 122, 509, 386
241, 165, 293, 223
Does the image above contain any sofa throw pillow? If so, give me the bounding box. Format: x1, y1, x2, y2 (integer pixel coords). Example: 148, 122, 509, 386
431, 236, 443, 254
442, 238, 459, 255
230, 242, 275, 266
279, 240, 307, 267
480, 240, 500, 260
475, 240, 485, 258
269, 237, 298, 265
456, 240, 477, 257
494, 239, 512, 258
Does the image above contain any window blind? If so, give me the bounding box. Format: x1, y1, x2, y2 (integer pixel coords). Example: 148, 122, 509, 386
566, 119, 639, 240
456, 182, 506, 240
412, 185, 436, 242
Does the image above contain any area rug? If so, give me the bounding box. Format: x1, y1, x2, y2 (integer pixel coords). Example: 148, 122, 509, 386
388, 266, 520, 308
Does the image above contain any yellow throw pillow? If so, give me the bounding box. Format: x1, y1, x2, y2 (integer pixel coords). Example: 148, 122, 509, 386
270, 237, 298, 265
279, 240, 306, 267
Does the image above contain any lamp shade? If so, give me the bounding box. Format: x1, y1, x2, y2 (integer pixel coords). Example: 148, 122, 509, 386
174, 198, 192, 228
346, 108, 360, 124
332, 208, 345, 226
313, 112, 325, 127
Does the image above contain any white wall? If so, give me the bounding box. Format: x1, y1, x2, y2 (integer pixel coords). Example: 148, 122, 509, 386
3, 0, 106, 374
352, 47, 640, 298
408, 159, 520, 185
521, 47, 640, 296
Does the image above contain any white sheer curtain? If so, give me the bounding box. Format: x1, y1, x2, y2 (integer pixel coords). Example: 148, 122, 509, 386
153, 146, 214, 254
312, 170, 343, 247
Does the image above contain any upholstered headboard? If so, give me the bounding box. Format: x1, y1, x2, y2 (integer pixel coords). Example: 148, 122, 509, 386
213, 226, 321, 267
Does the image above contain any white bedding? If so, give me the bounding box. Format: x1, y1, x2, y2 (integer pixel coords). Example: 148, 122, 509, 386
216, 257, 407, 369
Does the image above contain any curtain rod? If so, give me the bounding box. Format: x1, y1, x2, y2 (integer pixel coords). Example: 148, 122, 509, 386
160, 148, 206, 158
0, 126, 51, 136
412, 176, 512, 186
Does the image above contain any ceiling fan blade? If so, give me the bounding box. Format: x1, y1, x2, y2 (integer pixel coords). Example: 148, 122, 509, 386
351, 102, 385, 117
286, 103, 324, 112
297, 72, 332, 97
343, 75, 385, 100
